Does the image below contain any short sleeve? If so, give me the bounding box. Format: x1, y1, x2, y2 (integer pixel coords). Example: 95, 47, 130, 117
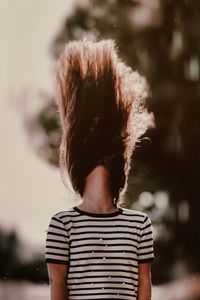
45, 214, 69, 265
138, 214, 154, 264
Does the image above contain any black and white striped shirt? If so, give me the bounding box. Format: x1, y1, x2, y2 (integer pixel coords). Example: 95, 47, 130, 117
45, 206, 154, 299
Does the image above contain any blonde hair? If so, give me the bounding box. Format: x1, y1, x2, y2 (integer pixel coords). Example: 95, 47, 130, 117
55, 39, 154, 204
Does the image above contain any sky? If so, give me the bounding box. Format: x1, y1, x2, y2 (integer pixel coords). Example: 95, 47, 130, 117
0, 0, 77, 247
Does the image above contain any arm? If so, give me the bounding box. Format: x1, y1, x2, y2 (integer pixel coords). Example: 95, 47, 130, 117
137, 263, 152, 300
47, 263, 68, 300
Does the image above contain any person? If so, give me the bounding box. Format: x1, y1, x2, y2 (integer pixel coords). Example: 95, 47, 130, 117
45, 39, 155, 300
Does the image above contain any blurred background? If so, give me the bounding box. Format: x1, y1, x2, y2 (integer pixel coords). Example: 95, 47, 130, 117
1, 0, 200, 299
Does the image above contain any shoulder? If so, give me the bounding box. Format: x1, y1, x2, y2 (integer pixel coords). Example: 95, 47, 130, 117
121, 207, 153, 229
121, 207, 148, 221
48, 206, 78, 225
54, 206, 76, 218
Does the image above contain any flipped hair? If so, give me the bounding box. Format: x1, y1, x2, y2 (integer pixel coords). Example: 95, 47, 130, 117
55, 39, 154, 205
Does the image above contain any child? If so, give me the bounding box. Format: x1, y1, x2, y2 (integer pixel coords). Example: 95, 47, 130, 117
45, 39, 154, 300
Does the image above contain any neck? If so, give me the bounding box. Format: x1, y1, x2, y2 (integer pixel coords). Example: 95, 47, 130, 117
78, 165, 118, 214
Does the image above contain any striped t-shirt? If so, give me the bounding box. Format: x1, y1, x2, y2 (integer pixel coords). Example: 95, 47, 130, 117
45, 205, 154, 300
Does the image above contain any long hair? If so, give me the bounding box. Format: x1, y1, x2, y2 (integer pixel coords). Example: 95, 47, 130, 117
55, 39, 154, 205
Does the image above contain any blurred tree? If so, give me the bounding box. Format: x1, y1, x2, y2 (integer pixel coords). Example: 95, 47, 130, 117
0, 228, 48, 282
24, 0, 200, 279
0, 229, 20, 279
14, 256, 48, 283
